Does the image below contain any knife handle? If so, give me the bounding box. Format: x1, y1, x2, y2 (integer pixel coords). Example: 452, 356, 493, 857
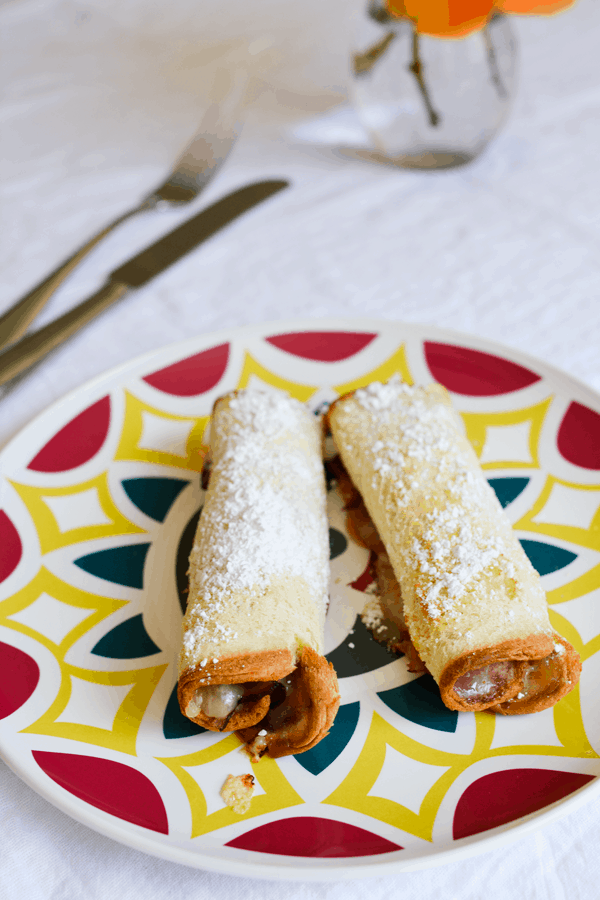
0, 207, 145, 355
0, 280, 129, 387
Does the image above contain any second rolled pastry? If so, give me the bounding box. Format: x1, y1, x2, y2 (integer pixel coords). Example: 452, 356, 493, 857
327, 379, 580, 715
178, 389, 339, 758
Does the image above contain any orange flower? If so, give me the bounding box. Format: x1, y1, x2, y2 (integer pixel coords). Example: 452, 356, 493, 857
385, 0, 576, 37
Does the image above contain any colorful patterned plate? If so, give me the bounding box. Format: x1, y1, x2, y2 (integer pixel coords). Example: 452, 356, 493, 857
1, 318, 600, 880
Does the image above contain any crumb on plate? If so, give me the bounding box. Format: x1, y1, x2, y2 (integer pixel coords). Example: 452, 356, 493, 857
221, 773, 255, 814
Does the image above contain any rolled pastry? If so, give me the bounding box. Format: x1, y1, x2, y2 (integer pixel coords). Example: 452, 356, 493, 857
178, 389, 340, 757
327, 379, 581, 715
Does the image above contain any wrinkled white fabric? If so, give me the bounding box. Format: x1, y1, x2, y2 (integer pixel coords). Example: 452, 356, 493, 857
2, 0, 600, 895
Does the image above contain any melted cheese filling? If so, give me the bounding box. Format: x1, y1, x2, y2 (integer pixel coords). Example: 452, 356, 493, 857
454, 648, 565, 705
187, 683, 245, 719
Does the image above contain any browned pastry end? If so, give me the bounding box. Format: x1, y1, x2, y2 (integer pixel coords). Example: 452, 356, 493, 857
491, 635, 582, 715
237, 645, 341, 759
437, 634, 554, 712
178, 649, 295, 732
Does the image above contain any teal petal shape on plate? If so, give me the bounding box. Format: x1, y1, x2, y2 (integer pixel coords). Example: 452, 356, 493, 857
326, 616, 398, 678
122, 477, 188, 523
378, 674, 458, 733
294, 702, 360, 775
91, 613, 161, 658
519, 539, 577, 576
163, 683, 207, 739
487, 477, 530, 508
74, 543, 151, 589
176, 508, 202, 613
329, 528, 347, 560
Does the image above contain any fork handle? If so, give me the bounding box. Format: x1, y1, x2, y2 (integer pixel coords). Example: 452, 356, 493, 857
0, 203, 147, 354
0, 280, 129, 387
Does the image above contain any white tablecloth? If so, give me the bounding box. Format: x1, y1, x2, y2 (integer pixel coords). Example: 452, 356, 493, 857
2, 0, 600, 895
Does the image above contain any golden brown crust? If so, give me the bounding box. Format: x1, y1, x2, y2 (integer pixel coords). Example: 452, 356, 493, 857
237, 645, 341, 759
372, 552, 428, 674
324, 394, 351, 428
180, 648, 295, 688
491, 634, 582, 715
177, 649, 295, 732
327, 454, 358, 509
327, 455, 385, 554
438, 634, 554, 711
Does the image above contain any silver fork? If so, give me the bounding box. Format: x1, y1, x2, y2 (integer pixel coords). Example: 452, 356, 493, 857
0, 62, 249, 354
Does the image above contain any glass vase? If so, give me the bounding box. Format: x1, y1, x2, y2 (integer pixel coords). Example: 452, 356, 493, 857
351, 3, 518, 169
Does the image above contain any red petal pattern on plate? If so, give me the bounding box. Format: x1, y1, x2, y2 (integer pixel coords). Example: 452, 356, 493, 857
266, 331, 377, 362
424, 342, 540, 396
0, 511, 22, 583
32, 751, 169, 833
0, 642, 39, 718
557, 402, 600, 470
453, 768, 595, 839
226, 816, 402, 857
27, 396, 111, 472
143, 343, 229, 396
349, 552, 376, 592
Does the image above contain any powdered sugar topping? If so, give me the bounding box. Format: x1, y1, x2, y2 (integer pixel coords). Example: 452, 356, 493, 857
333, 379, 547, 627
181, 390, 329, 665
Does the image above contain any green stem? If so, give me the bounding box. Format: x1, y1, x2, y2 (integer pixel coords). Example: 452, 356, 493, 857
408, 28, 440, 128
483, 22, 507, 99
353, 31, 397, 76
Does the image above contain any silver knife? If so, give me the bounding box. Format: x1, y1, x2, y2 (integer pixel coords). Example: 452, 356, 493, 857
0, 179, 288, 388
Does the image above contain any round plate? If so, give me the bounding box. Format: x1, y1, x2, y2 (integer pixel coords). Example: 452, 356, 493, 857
1, 317, 600, 881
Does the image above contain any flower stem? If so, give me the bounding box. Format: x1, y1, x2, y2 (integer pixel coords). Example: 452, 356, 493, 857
353, 31, 397, 76
483, 22, 507, 99
408, 28, 440, 127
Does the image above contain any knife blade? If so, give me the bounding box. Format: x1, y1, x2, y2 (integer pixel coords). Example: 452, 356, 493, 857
0, 179, 288, 388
